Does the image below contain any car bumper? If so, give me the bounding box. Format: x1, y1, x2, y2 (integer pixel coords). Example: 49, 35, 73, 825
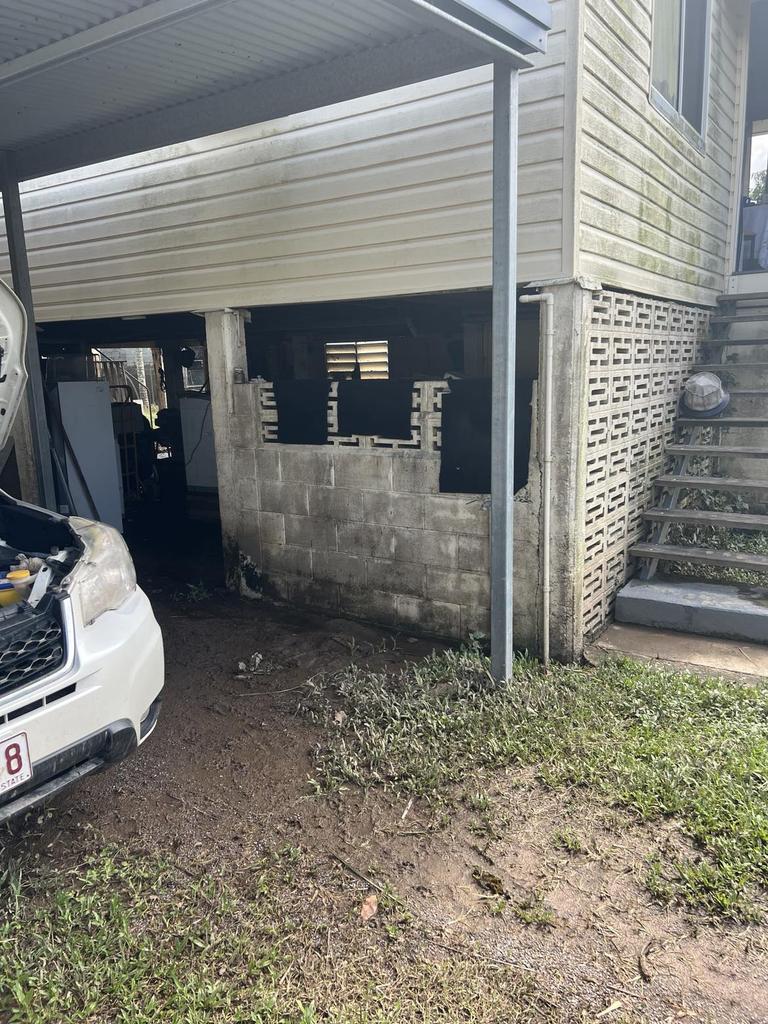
0, 586, 164, 821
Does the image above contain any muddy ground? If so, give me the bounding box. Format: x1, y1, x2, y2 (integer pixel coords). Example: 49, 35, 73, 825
6, 574, 768, 1024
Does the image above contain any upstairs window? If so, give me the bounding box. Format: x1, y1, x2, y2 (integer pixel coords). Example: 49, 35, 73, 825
651, 0, 710, 140
325, 340, 389, 380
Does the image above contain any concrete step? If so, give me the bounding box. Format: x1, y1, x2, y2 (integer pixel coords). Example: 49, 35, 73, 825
656, 473, 768, 492
630, 542, 768, 572
693, 362, 768, 371
705, 337, 768, 346
643, 507, 768, 530
676, 417, 768, 427
717, 292, 768, 303
666, 444, 768, 457
711, 312, 768, 324
615, 577, 768, 643
588, 622, 768, 682
727, 388, 768, 396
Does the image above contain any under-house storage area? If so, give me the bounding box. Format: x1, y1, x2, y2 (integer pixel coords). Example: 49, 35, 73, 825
0, 287, 545, 643
5, 312, 224, 580
2, 289, 543, 633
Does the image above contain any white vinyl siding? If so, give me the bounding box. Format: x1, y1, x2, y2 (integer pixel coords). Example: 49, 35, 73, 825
0, 1, 566, 322
577, 0, 745, 305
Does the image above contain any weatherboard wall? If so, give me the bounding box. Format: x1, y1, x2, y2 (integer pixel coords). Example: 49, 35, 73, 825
0, 0, 567, 321
576, 0, 747, 306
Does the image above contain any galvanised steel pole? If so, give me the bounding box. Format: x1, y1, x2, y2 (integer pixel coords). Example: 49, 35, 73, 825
0, 153, 56, 510
490, 60, 519, 682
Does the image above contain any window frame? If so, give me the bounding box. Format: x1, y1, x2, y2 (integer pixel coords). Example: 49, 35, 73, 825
649, 0, 711, 151
324, 339, 390, 380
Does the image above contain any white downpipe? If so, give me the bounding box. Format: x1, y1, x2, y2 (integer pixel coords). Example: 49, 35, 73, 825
520, 291, 554, 667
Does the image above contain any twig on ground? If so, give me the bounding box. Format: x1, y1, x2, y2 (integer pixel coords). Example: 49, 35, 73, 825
331, 847, 411, 913
638, 940, 655, 982
235, 683, 309, 696
427, 939, 539, 975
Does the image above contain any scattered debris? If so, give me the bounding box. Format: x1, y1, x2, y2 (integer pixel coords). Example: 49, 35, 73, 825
595, 1001, 623, 1019
170, 581, 212, 603
471, 868, 507, 897
235, 651, 264, 678
360, 894, 378, 923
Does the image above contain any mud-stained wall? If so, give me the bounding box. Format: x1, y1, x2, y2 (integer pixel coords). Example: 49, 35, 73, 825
227, 380, 541, 646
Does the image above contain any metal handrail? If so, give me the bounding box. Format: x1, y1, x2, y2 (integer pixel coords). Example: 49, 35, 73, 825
93, 347, 151, 401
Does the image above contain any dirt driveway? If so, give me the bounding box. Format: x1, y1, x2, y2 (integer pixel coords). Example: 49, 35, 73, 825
5, 590, 767, 1024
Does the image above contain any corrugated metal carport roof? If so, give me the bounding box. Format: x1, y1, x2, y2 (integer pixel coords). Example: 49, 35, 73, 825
0, 0, 550, 180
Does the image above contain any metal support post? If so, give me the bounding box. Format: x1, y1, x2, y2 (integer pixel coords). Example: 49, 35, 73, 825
490, 61, 519, 682
0, 153, 56, 509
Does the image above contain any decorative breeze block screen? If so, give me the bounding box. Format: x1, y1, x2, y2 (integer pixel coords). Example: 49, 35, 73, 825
581, 291, 708, 638
257, 381, 451, 451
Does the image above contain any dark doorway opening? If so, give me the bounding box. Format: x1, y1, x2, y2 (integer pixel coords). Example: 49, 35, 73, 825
35, 312, 224, 589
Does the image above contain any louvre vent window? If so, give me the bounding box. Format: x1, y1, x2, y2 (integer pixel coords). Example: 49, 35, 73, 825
325, 340, 389, 380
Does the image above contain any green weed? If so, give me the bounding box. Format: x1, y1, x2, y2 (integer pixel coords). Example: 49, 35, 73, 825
0, 845, 548, 1024
551, 828, 587, 855
306, 648, 768, 919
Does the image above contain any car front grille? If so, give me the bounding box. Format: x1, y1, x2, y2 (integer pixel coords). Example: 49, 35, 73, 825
0, 599, 65, 697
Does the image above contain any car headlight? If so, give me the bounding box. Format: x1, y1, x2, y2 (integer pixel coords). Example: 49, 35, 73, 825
66, 517, 137, 625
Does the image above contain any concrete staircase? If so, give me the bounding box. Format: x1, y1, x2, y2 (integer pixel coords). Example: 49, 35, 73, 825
616, 293, 768, 642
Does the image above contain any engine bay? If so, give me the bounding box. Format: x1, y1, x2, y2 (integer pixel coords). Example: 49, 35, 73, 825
0, 496, 81, 620
0, 500, 81, 696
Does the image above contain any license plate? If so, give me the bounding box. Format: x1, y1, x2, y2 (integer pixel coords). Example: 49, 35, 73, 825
0, 733, 32, 795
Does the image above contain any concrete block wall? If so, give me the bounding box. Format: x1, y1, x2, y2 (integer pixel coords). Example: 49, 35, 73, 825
207, 310, 541, 650
232, 435, 540, 644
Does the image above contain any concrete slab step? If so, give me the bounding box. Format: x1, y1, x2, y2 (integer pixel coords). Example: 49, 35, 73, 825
666, 444, 768, 457
717, 292, 768, 303
705, 337, 768, 346
655, 474, 768, 492
588, 622, 768, 682
643, 507, 768, 529
630, 542, 768, 572
711, 312, 768, 323
693, 363, 768, 371
615, 577, 768, 644
727, 388, 768, 396
676, 417, 768, 427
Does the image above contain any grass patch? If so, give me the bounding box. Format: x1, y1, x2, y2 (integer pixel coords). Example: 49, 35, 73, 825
0, 844, 551, 1024
511, 894, 556, 928
306, 647, 768, 920
551, 828, 587, 855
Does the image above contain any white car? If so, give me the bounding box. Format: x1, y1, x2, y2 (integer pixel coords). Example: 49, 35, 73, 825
0, 279, 164, 823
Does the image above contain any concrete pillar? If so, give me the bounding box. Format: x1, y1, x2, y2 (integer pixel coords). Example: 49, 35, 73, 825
205, 309, 248, 577
533, 278, 596, 661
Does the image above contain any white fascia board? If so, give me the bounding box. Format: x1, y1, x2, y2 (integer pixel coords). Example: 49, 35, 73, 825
424, 0, 551, 53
